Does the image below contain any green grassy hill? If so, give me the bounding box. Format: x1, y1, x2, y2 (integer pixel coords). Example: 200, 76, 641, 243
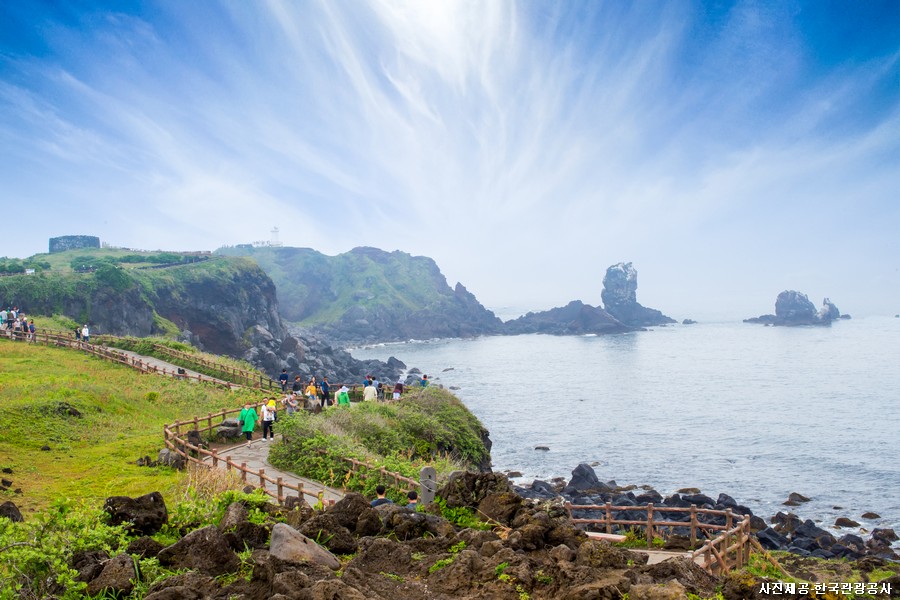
0, 338, 254, 513
0, 249, 287, 357
215, 245, 502, 342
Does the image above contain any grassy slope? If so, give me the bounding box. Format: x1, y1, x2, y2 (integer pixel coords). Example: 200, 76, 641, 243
216, 246, 452, 325
0, 339, 257, 514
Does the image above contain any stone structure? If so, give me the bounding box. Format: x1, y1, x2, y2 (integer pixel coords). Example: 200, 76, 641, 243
601, 262, 675, 327
49, 235, 100, 253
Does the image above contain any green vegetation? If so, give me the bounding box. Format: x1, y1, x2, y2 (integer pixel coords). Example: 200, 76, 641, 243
269, 386, 490, 502
427, 540, 467, 574
215, 245, 460, 326
0, 476, 274, 600
0, 339, 259, 512
100, 335, 266, 385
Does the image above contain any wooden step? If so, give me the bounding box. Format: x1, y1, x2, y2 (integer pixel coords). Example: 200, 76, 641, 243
585, 531, 628, 542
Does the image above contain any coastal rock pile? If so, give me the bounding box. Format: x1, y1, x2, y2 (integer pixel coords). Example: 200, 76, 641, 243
515, 463, 898, 562
56, 481, 725, 600
601, 262, 675, 327
744, 291, 850, 326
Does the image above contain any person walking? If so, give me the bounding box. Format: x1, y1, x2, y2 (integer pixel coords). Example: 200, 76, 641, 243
305, 379, 319, 408
81, 324, 90, 344
239, 401, 259, 444
261, 399, 277, 441
321, 376, 331, 408
336, 385, 350, 406
363, 381, 377, 402
392, 379, 404, 401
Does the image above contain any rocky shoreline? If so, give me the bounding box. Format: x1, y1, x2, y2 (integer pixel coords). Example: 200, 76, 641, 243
513, 463, 899, 562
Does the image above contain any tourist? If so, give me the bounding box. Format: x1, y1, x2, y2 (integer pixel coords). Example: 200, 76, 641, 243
261, 399, 277, 441
278, 369, 289, 392
336, 385, 350, 406
305, 378, 319, 408
321, 376, 331, 408
392, 379, 403, 401
370, 485, 393, 507
291, 375, 303, 395
406, 490, 418, 510
372, 376, 382, 400
239, 401, 258, 443
420, 374, 428, 387
28, 319, 35, 342
285, 392, 299, 415
81, 324, 90, 344
362, 381, 377, 402
74, 326, 81, 342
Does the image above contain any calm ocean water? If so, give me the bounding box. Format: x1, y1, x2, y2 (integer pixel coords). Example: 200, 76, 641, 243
352, 317, 900, 538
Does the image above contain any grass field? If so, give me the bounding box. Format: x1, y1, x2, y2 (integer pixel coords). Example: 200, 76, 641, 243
0, 338, 258, 514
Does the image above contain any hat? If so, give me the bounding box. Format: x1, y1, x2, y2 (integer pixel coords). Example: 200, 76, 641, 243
267, 400, 276, 407
339, 385, 349, 393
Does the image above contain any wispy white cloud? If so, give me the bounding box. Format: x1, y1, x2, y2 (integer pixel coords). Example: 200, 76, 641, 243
0, 0, 896, 316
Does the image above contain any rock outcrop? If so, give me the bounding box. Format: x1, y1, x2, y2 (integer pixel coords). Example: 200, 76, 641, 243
601, 263, 675, 327
745, 291, 847, 326
503, 300, 631, 335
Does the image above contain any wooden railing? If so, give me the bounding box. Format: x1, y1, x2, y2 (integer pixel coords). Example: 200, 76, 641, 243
164, 407, 429, 507
565, 501, 753, 574
3, 328, 236, 388
94, 335, 280, 390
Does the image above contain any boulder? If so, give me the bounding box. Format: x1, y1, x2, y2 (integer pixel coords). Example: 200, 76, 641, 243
630, 580, 689, 600
72, 550, 109, 584
268, 522, 340, 571
601, 262, 675, 327
299, 514, 358, 554
125, 536, 165, 559
326, 492, 371, 530
144, 572, 218, 600
103, 492, 168, 535
756, 527, 788, 551
0, 501, 23, 522
157, 525, 240, 576
635, 558, 718, 596
86, 553, 135, 597
477, 492, 523, 525
218, 501, 249, 531
562, 463, 611, 495
437, 471, 513, 509
835, 517, 860, 528
156, 449, 185, 469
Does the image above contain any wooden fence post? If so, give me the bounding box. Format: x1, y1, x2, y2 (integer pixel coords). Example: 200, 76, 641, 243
240, 463, 247, 482
258, 469, 266, 489
646, 503, 655, 545
690, 505, 698, 547
605, 502, 612, 534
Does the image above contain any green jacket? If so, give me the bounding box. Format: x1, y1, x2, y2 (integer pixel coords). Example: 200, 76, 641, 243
239, 407, 258, 433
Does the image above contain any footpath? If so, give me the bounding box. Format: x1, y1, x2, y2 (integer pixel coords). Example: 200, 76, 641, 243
103, 345, 346, 507
205, 436, 345, 507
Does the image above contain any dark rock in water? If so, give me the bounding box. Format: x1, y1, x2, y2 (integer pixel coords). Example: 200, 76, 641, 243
757, 527, 789, 550
534, 446, 549, 451
104, 491, 168, 535
601, 262, 675, 327
0, 501, 23, 522
682, 319, 697, 325
676, 487, 701, 495
862, 511, 881, 519
506, 470, 523, 478
788, 492, 810, 503
745, 291, 844, 326
503, 300, 631, 336
635, 490, 663, 504
716, 493, 738, 508
562, 463, 611, 495
682, 493, 715, 507
772, 512, 802, 535
873, 528, 899, 543
835, 517, 861, 528
793, 519, 836, 549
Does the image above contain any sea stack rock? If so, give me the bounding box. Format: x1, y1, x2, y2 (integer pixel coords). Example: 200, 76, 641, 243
745, 291, 844, 326
601, 263, 675, 327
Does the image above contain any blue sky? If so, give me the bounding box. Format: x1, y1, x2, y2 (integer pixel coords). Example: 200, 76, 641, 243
1, 1, 897, 318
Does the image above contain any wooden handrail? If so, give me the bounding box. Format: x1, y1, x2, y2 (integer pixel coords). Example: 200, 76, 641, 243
565, 501, 753, 575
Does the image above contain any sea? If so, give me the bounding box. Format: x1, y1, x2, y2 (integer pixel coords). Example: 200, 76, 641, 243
351, 316, 900, 541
